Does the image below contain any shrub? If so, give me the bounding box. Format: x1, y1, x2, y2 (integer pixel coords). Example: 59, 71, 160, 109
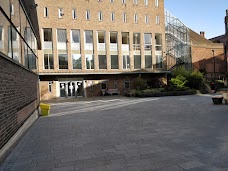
170, 74, 189, 90
187, 71, 203, 89
133, 76, 147, 90
172, 66, 190, 78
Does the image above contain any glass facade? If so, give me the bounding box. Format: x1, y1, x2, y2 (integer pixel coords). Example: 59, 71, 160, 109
0, 0, 38, 71
165, 10, 191, 70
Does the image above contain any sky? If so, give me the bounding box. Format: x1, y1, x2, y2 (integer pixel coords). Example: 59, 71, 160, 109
164, 0, 227, 39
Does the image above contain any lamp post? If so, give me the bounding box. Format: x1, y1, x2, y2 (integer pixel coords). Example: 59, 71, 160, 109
212, 49, 215, 80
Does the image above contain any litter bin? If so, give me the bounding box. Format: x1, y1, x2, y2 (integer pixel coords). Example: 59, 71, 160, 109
40, 103, 51, 116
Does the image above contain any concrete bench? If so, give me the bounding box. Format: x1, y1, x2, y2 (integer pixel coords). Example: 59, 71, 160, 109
101, 89, 120, 96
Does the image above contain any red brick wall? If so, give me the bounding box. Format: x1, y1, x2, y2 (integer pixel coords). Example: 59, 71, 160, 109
0, 55, 39, 150
191, 46, 226, 78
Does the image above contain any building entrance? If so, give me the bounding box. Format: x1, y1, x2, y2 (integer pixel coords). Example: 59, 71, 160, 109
59, 81, 83, 97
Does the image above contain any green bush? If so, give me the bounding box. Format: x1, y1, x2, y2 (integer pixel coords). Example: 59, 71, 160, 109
172, 66, 190, 78
142, 88, 165, 93
170, 74, 189, 90
133, 76, 147, 90
187, 71, 203, 89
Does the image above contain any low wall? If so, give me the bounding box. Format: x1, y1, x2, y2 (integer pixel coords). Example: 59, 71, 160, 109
0, 54, 39, 157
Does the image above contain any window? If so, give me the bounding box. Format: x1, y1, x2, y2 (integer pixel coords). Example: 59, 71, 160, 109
111, 12, 115, 22
98, 55, 107, 69
85, 30, 93, 43
134, 55, 141, 69
0, 27, 2, 41
10, 4, 14, 15
43, 28, 52, 41
155, 0, 159, 7
122, 32, 129, 44
57, 29, 67, 42
44, 54, 54, 69
72, 9, 76, 19
155, 33, 162, 68
156, 16, 160, 25
48, 82, 52, 92
145, 55, 152, 68
144, 0, 148, 6
58, 54, 68, 69
123, 13, 127, 23
58, 8, 64, 18
123, 55, 130, 69
144, 33, 152, 50
71, 30, 80, 43
72, 54, 81, 69
114, 80, 118, 89
110, 32, 117, 43
86, 10, 90, 20
98, 11, 103, 21
133, 33, 140, 50
134, 14, 138, 23
145, 15, 149, 24
133, 0, 138, 5
44, 7, 48, 17
122, 0, 126, 4
111, 55, 118, 69
97, 31, 105, 43
110, 0, 114, 2
86, 54, 94, 69
124, 81, 130, 89
101, 82, 107, 89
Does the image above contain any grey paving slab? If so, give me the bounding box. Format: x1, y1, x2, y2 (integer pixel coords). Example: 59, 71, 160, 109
1, 95, 228, 171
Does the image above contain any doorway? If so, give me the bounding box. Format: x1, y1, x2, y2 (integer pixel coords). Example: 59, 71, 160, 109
59, 81, 83, 97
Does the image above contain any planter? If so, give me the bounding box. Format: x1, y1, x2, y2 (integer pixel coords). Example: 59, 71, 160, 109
212, 96, 223, 104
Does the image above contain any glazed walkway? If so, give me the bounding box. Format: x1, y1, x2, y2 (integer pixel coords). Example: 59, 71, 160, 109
1, 95, 228, 171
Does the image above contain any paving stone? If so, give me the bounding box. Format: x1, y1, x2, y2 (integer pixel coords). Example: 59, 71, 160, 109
178, 160, 205, 169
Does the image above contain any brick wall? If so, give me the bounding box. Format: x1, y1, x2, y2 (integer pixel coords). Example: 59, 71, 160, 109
0, 54, 39, 150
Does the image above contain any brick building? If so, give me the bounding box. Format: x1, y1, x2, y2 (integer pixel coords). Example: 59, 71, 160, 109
35, 0, 168, 100
0, 0, 41, 160
209, 9, 228, 77
190, 30, 225, 79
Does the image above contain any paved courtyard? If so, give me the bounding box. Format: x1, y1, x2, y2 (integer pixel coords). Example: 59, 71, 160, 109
1, 95, 228, 171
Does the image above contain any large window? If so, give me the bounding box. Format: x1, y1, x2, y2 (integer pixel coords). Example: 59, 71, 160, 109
71, 30, 80, 43
43, 28, 52, 41
111, 55, 118, 69
57, 29, 67, 42
155, 33, 162, 68
85, 30, 93, 43
122, 32, 129, 44
57, 29, 68, 69
99, 55, 107, 69
123, 55, 130, 69
58, 54, 68, 69
44, 54, 54, 69
86, 54, 94, 69
145, 55, 152, 68
97, 31, 105, 43
110, 32, 117, 43
134, 55, 141, 69
72, 54, 81, 69
144, 33, 152, 50
133, 33, 140, 50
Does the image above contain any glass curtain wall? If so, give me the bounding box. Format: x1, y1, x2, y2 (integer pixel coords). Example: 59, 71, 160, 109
0, 0, 38, 71
165, 10, 191, 70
